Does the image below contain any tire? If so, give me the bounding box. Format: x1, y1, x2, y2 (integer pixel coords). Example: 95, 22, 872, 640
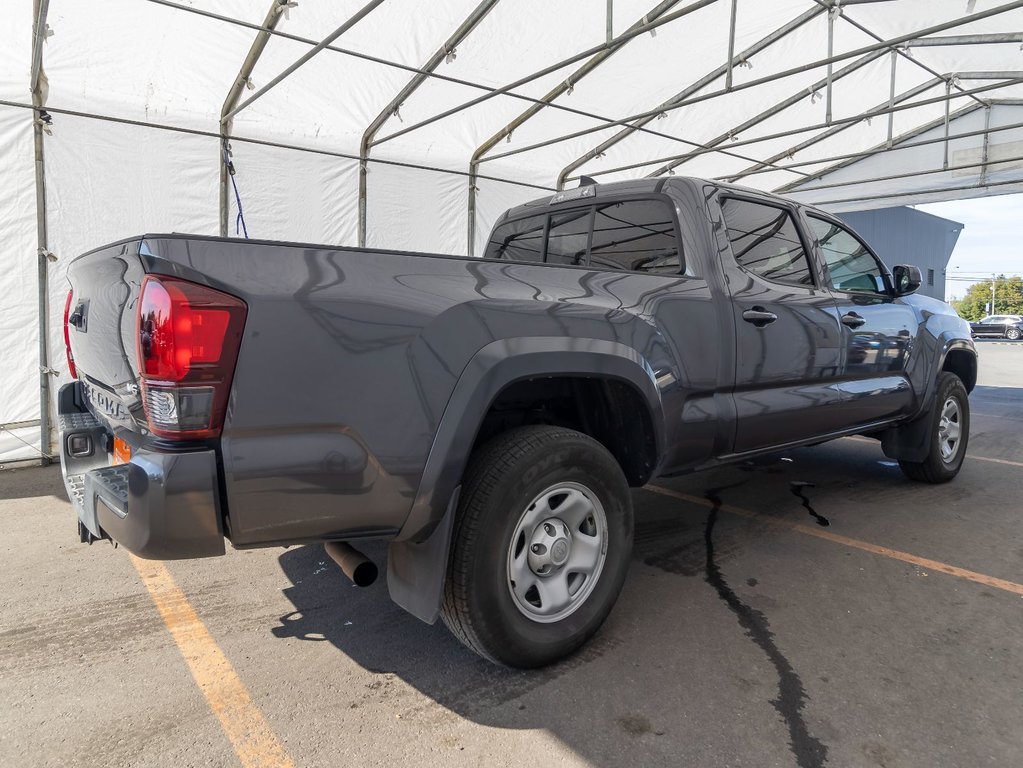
1006, 327, 1021, 340
898, 372, 970, 483
441, 425, 633, 668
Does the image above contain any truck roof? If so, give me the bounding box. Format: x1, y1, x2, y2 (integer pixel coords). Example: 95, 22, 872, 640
498, 176, 814, 226
500, 178, 675, 223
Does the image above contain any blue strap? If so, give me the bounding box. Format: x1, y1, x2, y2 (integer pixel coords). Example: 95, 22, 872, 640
222, 144, 249, 239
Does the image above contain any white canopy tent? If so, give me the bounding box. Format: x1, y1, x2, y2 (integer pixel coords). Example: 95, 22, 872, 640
3, 0, 1023, 463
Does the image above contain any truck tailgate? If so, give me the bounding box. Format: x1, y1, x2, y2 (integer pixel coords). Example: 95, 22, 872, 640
65, 239, 147, 434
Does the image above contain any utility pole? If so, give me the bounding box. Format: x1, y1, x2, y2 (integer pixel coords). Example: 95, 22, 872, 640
992, 273, 997, 316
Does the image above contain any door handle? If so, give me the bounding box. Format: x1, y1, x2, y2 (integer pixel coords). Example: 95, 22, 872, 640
841, 312, 866, 329
742, 307, 778, 327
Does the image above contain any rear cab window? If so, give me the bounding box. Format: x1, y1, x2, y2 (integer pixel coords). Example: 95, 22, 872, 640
484, 196, 691, 276
546, 208, 593, 267
483, 214, 546, 262
590, 200, 682, 273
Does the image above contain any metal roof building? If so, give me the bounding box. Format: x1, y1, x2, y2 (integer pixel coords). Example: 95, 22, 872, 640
839, 206, 964, 300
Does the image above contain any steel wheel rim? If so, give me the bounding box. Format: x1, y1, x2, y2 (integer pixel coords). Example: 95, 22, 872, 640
938, 396, 962, 462
506, 482, 608, 624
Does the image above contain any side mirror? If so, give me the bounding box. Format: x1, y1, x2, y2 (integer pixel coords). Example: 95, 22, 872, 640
893, 264, 921, 296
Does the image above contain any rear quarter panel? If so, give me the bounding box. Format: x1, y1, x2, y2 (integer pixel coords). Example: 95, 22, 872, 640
140, 236, 716, 547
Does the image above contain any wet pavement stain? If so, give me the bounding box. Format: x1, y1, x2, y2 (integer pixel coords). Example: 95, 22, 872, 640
617, 714, 653, 737
738, 456, 788, 474
704, 487, 829, 768
640, 481, 748, 576
790, 481, 830, 527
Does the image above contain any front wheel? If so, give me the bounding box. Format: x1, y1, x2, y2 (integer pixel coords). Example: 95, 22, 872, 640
441, 426, 633, 668
899, 372, 970, 483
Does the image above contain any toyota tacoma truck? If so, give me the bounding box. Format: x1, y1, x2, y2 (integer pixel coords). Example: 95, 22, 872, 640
59, 177, 977, 668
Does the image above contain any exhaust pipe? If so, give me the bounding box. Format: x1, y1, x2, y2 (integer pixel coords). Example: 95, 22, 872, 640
324, 541, 378, 587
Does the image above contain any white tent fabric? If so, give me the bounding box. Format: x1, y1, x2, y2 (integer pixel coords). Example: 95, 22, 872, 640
3, 0, 1023, 462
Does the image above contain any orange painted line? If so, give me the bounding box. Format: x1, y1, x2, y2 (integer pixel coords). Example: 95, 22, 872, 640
644, 485, 1023, 597
970, 411, 1023, 421
128, 554, 296, 768
967, 454, 1023, 469
842, 436, 1023, 469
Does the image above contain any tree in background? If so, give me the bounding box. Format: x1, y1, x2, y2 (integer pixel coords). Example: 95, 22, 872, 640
952, 275, 1023, 320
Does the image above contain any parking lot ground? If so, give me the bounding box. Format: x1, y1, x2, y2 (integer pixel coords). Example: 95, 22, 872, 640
1, 345, 1021, 768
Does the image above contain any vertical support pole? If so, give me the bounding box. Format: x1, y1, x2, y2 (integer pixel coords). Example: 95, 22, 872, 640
606, 0, 613, 45
825, 5, 835, 124
980, 104, 992, 185
360, 0, 500, 250
31, 0, 51, 464
219, 141, 230, 237
886, 50, 897, 146
943, 78, 952, 170
220, 0, 290, 238
32, 115, 50, 463
725, 0, 738, 90
358, 150, 369, 248
467, 165, 479, 257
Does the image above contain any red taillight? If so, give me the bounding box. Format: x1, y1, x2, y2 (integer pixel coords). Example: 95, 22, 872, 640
137, 275, 247, 440
63, 289, 77, 378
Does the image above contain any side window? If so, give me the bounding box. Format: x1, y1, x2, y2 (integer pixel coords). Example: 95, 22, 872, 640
546, 207, 592, 266
720, 198, 813, 286
807, 216, 888, 295
589, 200, 684, 274
484, 213, 546, 262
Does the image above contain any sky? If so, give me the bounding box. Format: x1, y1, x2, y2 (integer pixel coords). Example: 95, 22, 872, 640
915, 193, 1023, 301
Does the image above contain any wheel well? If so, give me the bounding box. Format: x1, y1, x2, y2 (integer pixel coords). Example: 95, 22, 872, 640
943, 349, 977, 393
473, 376, 657, 486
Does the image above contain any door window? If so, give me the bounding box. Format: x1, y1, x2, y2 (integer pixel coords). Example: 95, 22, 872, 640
484, 214, 546, 262
720, 198, 813, 286
590, 200, 684, 274
807, 216, 888, 295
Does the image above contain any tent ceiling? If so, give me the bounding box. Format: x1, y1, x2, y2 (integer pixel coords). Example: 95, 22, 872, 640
8, 1, 1023, 213
3, 0, 1023, 461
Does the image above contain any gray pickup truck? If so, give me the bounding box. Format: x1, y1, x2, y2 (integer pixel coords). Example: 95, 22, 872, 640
59, 177, 976, 667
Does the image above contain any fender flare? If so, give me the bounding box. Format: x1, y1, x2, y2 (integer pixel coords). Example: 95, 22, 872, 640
387, 336, 664, 624
938, 338, 977, 387
918, 337, 977, 416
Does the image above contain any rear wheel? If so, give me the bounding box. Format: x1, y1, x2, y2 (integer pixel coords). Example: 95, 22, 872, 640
899, 372, 970, 483
441, 425, 633, 668
1006, 327, 1021, 340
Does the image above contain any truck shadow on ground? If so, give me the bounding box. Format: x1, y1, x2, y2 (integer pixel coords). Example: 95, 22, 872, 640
270, 452, 866, 767
0, 464, 71, 503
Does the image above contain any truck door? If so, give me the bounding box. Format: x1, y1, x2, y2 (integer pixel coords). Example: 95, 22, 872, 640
803, 214, 917, 423
716, 195, 847, 453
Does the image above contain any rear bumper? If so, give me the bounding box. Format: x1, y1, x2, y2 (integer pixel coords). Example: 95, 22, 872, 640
58, 382, 226, 559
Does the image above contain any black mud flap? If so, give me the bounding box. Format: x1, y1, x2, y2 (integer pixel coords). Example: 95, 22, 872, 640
880, 409, 932, 463
386, 487, 459, 624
